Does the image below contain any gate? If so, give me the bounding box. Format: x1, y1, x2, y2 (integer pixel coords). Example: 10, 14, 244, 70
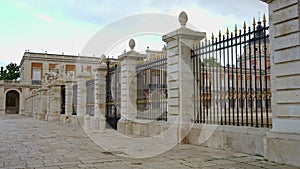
72, 85, 77, 115
105, 59, 121, 129
61, 85, 65, 114
191, 17, 271, 128
86, 79, 94, 116
136, 54, 168, 121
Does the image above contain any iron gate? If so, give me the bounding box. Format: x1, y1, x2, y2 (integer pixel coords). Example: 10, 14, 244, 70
72, 85, 77, 115
136, 55, 168, 121
105, 59, 121, 129
86, 79, 94, 116
61, 85, 65, 114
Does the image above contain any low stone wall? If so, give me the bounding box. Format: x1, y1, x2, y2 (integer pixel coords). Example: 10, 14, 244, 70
186, 124, 269, 156
118, 120, 300, 167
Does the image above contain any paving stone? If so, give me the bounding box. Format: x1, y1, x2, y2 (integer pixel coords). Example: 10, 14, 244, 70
0, 115, 298, 169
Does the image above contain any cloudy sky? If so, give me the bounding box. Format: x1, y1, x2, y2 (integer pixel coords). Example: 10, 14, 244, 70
0, 0, 268, 67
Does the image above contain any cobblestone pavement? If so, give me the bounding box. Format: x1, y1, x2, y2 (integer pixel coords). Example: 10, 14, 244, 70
0, 115, 298, 169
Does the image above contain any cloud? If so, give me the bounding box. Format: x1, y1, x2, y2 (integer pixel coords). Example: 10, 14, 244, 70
35, 13, 55, 23
22, 0, 268, 27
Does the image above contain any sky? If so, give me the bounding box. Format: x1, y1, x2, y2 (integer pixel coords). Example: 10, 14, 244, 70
0, 0, 268, 67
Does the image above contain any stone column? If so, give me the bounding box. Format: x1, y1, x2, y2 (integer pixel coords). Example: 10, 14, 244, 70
64, 80, 74, 123
36, 88, 48, 120
46, 83, 62, 121
162, 11, 205, 142
33, 94, 37, 119
21, 87, 30, 116
264, 0, 300, 167
118, 39, 144, 132
76, 73, 90, 124
94, 65, 107, 130
0, 86, 4, 114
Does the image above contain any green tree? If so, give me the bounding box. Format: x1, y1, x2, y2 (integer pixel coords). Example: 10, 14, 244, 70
0, 63, 20, 80
202, 57, 221, 66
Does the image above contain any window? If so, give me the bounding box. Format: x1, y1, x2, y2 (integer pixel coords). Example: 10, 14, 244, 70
32, 68, 41, 80
152, 75, 158, 84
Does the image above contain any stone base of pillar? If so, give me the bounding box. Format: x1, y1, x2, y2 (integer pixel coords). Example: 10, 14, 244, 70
83, 115, 90, 129
37, 113, 46, 120
117, 119, 133, 135
0, 110, 5, 115
266, 131, 300, 167
77, 116, 84, 125
167, 114, 178, 123
46, 112, 60, 121
70, 115, 79, 125
99, 116, 106, 131
33, 113, 37, 119
60, 114, 72, 123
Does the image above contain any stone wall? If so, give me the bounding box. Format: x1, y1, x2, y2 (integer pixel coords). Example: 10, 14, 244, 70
265, 0, 300, 166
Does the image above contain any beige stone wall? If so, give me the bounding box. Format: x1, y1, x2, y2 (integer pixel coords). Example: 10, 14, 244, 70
269, 0, 300, 133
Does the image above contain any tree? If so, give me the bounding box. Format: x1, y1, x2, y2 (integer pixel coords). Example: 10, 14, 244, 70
0, 63, 20, 80
202, 57, 221, 66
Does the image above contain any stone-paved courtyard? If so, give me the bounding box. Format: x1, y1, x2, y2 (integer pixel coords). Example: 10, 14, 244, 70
0, 115, 298, 169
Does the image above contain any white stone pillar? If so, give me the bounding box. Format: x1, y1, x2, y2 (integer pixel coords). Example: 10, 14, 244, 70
0, 86, 4, 114
76, 73, 90, 124
21, 87, 30, 116
33, 94, 37, 119
46, 84, 62, 121
94, 65, 107, 130
37, 88, 48, 120
64, 81, 74, 123
162, 11, 205, 142
118, 40, 143, 122
264, 0, 300, 167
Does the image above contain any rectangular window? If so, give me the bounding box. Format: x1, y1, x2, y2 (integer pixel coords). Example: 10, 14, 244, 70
152, 75, 158, 84
32, 68, 41, 80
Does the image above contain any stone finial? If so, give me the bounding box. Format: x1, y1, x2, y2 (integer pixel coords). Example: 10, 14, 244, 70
179, 11, 188, 27
129, 39, 135, 51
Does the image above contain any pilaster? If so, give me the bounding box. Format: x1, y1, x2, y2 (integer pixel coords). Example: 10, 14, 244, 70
162, 11, 206, 142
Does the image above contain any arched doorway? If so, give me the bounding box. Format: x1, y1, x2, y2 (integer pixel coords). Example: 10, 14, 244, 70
5, 90, 20, 114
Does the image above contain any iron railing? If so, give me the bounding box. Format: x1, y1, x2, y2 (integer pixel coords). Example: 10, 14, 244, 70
105, 59, 121, 129
72, 85, 77, 115
191, 16, 271, 128
136, 55, 168, 121
86, 79, 95, 116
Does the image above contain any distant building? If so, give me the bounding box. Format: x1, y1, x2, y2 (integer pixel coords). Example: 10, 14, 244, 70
237, 21, 270, 70
0, 52, 101, 115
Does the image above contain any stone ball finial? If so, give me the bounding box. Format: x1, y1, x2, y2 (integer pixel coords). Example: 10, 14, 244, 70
179, 11, 188, 27
129, 39, 135, 51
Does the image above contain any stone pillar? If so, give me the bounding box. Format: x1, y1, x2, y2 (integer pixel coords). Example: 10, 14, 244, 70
0, 86, 4, 114
76, 73, 90, 124
64, 81, 74, 123
118, 39, 144, 132
33, 94, 37, 119
46, 83, 62, 121
21, 87, 30, 116
162, 11, 205, 142
37, 88, 48, 120
264, 0, 300, 167
94, 65, 107, 130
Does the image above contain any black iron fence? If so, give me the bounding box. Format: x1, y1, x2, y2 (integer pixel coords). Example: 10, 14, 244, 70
191, 16, 271, 128
105, 59, 121, 129
86, 79, 95, 116
136, 55, 168, 121
72, 85, 77, 115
